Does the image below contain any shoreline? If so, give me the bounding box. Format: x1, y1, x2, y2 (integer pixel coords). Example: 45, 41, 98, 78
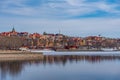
55, 49, 102, 52
0, 50, 29, 54
0, 49, 120, 61
55, 49, 103, 52
0, 50, 43, 61
55, 48, 120, 52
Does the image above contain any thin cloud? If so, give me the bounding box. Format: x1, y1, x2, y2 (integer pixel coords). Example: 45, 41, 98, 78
0, 0, 120, 19
0, 0, 120, 38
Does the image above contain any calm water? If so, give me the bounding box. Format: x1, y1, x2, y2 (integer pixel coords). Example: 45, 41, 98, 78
1, 52, 120, 80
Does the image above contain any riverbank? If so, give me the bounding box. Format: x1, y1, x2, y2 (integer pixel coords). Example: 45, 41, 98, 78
0, 50, 43, 61
0, 50, 29, 54
55, 49, 102, 52
55, 48, 120, 52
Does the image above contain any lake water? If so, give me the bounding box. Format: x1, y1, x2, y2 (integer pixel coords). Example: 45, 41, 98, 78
1, 52, 120, 80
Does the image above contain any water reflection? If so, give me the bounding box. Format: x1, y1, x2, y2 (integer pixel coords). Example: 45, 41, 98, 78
0, 61, 22, 79
43, 55, 120, 64
0, 55, 120, 80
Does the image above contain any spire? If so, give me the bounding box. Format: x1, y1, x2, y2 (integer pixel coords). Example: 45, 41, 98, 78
12, 27, 15, 32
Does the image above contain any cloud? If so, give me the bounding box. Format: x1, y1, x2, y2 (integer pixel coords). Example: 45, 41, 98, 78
0, 0, 120, 38
0, 0, 120, 19
66, 0, 85, 6
0, 0, 25, 8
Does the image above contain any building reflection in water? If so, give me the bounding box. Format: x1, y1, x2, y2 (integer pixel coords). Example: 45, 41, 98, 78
0, 55, 120, 79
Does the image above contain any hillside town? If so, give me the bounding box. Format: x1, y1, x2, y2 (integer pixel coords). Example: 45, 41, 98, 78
0, 28, 120, 51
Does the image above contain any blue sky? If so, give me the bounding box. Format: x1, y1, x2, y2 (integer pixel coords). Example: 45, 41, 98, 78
0, 0, 120, 37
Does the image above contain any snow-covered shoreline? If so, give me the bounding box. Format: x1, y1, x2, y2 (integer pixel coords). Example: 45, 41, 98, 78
43, 51, 120, 56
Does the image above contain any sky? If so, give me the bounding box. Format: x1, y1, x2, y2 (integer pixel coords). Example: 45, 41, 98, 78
0, 0, 120, 38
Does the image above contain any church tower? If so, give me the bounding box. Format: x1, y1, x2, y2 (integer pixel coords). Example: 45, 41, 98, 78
12, 27, 15, 32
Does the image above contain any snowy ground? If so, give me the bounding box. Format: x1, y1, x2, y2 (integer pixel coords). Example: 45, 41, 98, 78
43, 51, 120, 56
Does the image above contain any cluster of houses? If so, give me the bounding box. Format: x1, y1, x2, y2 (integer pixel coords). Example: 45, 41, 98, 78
0, 28, 28, 37
0, 28, 120, 50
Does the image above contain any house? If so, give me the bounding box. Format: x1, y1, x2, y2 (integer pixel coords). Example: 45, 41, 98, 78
18, 32, 28, 37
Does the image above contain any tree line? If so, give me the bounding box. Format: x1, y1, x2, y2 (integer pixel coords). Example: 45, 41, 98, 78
0, 36, 23, 50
